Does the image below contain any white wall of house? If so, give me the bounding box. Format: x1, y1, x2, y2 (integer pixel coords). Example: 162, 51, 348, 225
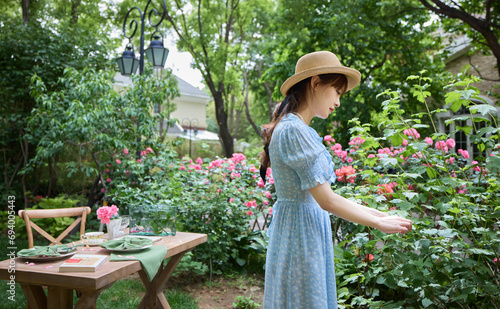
113, 73, 212, 132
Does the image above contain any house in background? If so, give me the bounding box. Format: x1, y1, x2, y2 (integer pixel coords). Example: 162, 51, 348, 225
435, 34, 500, 159
113, 73, 219, 143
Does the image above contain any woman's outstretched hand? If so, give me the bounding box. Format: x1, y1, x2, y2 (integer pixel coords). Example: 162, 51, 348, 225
375, 215, 412, 234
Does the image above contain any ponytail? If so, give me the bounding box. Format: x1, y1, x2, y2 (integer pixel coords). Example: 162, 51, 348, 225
259, 85, 305, 183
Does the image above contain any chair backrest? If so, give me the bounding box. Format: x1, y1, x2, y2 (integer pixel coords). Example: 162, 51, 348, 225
18, 207, 91, 248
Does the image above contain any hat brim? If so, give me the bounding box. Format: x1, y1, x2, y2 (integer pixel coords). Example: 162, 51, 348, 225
280, 66, 361, 97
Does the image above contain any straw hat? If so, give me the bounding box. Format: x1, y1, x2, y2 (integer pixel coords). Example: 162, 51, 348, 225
280, 51, 361, 96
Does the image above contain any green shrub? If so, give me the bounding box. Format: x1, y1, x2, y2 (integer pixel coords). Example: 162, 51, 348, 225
328, 73, 499, 308
233, 295, 261, 309
106, 144, 274, 274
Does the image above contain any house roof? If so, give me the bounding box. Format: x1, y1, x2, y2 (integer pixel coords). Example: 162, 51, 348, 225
113, 73, 210, 100
176, 76, 210, 99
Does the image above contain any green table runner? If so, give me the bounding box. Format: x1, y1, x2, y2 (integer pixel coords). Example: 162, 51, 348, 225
109, 245, 168, 281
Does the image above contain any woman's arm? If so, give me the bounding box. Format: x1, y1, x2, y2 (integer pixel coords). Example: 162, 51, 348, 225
308, 182, 412, 234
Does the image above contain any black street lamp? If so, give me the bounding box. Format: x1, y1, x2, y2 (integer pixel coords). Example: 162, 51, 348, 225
116, 0, 169, 76
116, 0, 169, 157
182, 118, 199, 158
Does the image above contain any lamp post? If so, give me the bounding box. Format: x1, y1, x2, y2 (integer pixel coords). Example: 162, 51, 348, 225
182, 118, 199, 158
116, 0, 169, 156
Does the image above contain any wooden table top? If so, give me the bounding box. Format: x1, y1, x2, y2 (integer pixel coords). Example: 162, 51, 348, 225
0, 232, 207, 291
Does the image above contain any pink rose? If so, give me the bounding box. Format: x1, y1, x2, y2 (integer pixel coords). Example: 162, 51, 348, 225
106, 178, 112, 183
265, 191, 272, 199
446, 138, 456, 148
116, 159, 121, 164
257, 179, 265, 188
196, 157, 203, 164
458, 149, 469, 159
123, 148, 129, 155
424, 137, 433, 145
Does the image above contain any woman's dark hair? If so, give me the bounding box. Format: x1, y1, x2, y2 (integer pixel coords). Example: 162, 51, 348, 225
259, 73, 348, 183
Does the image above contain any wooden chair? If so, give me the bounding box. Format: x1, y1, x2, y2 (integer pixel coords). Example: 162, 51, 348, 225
18, 207, 91, 248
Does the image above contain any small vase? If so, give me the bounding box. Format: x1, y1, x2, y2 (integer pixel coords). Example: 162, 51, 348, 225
106, 218, 122, 240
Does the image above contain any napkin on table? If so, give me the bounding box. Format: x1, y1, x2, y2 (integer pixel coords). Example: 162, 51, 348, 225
101, 236, 153, 250
18, 244, 80, 257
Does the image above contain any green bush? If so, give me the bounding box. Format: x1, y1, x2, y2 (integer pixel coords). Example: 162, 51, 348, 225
106, 144, 274, 274
327, 73, 499, 308
233, 295, 261, 309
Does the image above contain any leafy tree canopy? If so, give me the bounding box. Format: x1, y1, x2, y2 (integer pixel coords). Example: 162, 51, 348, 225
262, 0, 450, 144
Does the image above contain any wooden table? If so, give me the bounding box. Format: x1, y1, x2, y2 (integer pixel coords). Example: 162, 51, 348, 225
0, 232, 207, 309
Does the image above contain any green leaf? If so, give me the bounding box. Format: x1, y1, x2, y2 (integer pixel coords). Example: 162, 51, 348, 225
422, 298, 433, 307
426, 167, 437, 179
486, 156, 500, 171
403, 191, 419, 200
450, 99, 467, 112
469, 104, 496, 116
444, 91, 462, 105
380, 158, 398, 167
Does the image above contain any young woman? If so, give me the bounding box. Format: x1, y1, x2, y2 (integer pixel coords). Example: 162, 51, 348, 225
260, 51, 412, 308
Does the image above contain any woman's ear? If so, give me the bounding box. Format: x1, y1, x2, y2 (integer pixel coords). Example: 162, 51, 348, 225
310, 75, 320, 91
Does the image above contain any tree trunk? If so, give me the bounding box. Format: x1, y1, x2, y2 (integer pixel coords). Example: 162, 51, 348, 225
47, 157, 53, 197
71, 0, 82, 26
243, 71, 262, 137
21, 137, 29, 208
257, 62, 276, 121
213, 90, 233, 157
86, 176, 100, 209
22, 0, 29, 22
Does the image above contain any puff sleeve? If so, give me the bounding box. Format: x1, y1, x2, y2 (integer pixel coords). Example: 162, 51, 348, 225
277, 124, 336, 190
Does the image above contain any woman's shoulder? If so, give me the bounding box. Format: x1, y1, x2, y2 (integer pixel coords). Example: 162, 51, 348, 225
275, 114, 321, 142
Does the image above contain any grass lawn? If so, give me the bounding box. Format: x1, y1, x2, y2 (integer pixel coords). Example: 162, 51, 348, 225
0, 278, 199, 309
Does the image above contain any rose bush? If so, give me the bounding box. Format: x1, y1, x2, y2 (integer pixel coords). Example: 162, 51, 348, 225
325, 73, 499, 308
102, 140, 274, 273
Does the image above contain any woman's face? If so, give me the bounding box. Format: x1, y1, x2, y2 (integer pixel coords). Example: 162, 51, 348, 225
311, 80, 342, 119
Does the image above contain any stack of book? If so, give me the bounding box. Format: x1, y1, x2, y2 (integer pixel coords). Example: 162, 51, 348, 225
59, 254, 108, 272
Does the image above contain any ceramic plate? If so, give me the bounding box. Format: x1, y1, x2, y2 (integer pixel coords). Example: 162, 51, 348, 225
18, 248, 77, 261
81, 238, 107, 246
101, 244, 153, 253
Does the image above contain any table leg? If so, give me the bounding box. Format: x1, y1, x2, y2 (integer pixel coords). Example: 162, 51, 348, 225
137, 250, 189, 309
47, 286, 73, 309
20, 284, 47, 309
74, 290, 101, 309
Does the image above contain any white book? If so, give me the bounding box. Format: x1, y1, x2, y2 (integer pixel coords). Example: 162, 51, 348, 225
59, 254, 108, 272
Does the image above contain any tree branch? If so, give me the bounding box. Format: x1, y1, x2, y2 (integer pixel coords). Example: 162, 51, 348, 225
468, 55, 500, 82
362, 55, 387, 83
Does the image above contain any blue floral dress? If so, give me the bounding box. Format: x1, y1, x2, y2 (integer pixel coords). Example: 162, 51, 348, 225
263, 113, 337, 309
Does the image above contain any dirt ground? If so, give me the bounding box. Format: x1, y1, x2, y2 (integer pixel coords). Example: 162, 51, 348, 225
169, 274, 265, 308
